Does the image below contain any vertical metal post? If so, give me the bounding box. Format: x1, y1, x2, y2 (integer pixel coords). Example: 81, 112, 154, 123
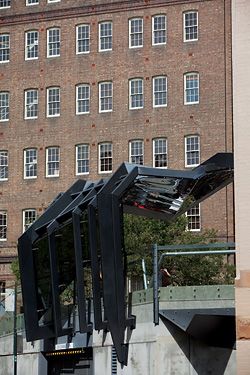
142, 259, 148, 290
153, 244, 159, 325
13, 282, 17, 375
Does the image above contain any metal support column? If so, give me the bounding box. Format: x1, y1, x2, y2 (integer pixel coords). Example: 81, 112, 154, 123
153, 244, 159, 325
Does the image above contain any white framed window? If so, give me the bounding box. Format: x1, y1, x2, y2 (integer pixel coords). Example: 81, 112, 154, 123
184, 11, 198, 42
186, 204, 201, 231
129, 140, 144, 165
129, 18, 143, 48
48, 0, 60, 3
0, 151, 8, 180
46, 147, 60, 177
152, 15, 166, 45
153, 76, 167, 107
184, 72, 199, 105
99, 82, 113, 112
0, 92, 9, 121
47, 28, 60, 57
76, 144, 89, 175
99, 21, 112, 51
26, 0, 39, 5
0, 0, 10, 8
185, 135, 200, 167
99, 143, 112, 173
76, 84, 90, 114
24, 148, 37, 179
23, 209, 36, 232
0, 34, 10, 62
153, 138, 167, 168
0, 211, 7, 241
47, 87, 60, 117
76, 24, 90, 54
25, 89, 38, 119
25, 30, 38, 60
129, 78, 143, 109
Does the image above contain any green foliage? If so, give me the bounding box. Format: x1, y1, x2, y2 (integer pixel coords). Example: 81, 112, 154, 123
11, 258, 20, 282
124, 214, 235, 286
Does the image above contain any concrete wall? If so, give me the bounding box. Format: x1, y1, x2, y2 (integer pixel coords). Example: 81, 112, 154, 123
232, 0, 250, 373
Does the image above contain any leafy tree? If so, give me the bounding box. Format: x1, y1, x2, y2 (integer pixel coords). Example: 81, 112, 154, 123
123, 214, 235, 286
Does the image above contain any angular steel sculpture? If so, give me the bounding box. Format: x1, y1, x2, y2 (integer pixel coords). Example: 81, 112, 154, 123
18, 153, 233, 365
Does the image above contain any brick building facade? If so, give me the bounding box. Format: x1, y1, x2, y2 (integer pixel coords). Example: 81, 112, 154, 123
0, 0, 233, 285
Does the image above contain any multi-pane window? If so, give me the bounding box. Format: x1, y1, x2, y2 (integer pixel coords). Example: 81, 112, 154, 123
0, 211, 7, 241
129, 18, 143, 48
129, 140, 144, 165
76, 84, 90, 114
23, 209, 36, 232
24, 148, 37, 179
99, 143, 112, 173
0, 34, 10, 62
0, 92, 9, 121
25, 30, 38, 60
184, 72, 199, 104
76, 24, 90, 54
186, 204, 201, 231
76, 144, 89, 175
99, 21, 112, 51
153, 76, 167, 107
129, 78, 143, 109
184, 11, 198, 42
0, 0, 10, 8
152, 15, 166, 45
46, 147, 60, 177
99, 82, 113, 112
47, 87, 60, 117
26, 0, 39, 5
47, 28, 60, 57
0, 151, 8, 180
153, 138, 168, 168
185, 135, 200, 167
25, 89, 38, 119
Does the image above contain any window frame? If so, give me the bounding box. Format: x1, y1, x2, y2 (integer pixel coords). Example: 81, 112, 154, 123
25, 30, 39, 60
47, 87, 60, 118
24, 148, 37, 179
0, 150, 8, 181
47, 27, 60, 58
183, 11, 198, 42
186, 204, 201, 232
129, 140, 144, 165
76, 24, 90, 55
0, 34, 10, 63
75, 144, 90, 176
46, 146, 60, 178
98, 142, 113, 174
0, 0, 10, 9
129, 18, 143, 49
185, 135, 200, 168
153, 76, 167, 108
26, 0, 39, 6
76, 84, 90, 115
99, 21, 112, 52
47, 0, 60, 3
99, 81, 113, 113
153, 138, 168, 168
22, 209, 37, 233
152, 14, 166, 46
0, 91, 9, 122
0, 211, 7, 241
24, 89, 38, 119
129, 78, 144, 110
184, 72, 199, 105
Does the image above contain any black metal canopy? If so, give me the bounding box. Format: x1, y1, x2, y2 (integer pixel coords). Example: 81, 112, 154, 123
18, 152, 233, 365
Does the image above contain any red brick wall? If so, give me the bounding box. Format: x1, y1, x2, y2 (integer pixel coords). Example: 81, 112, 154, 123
0, 0, 233, 282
